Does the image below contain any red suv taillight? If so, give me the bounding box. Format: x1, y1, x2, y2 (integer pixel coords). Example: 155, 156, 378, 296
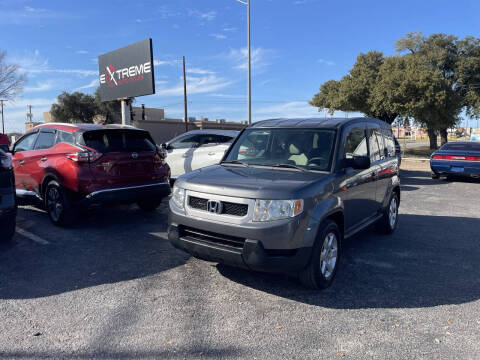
66, 150, 102, 163
154, 146, 167, 167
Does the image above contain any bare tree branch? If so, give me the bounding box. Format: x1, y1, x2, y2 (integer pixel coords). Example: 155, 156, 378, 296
0, 51, 26, 100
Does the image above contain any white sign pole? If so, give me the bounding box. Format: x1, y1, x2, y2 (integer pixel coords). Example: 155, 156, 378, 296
121, 99, 130, 125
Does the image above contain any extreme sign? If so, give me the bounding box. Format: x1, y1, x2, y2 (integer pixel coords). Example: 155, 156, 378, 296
98, 38, 155, 102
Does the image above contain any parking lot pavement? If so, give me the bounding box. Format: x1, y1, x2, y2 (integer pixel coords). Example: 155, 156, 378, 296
1, 171, 479, 360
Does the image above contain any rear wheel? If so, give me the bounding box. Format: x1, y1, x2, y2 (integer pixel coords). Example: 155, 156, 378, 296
299, 220, 341, 289
137, 198, 163, 211
376, 192, 399, 234
45, 180, 75, 226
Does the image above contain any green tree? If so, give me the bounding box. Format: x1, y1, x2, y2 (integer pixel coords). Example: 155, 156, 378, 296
457, 36, 480, 118
310, 51, 398, 123
94, 88, 120, 124
50, 92, 96, 123
395, 32, 463, 147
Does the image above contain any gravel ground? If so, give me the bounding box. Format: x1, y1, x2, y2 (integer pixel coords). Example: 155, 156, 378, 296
1, 170, 479, 360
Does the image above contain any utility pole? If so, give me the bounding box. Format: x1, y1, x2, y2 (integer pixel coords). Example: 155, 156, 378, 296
0, 100, 5, 134
183, 56, 188, 133
235, 0, 251, 124
26, 105, 33, 122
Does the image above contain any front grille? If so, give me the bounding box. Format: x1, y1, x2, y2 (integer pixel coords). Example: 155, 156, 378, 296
179, 225, 246, 249
188, 196, 248, 217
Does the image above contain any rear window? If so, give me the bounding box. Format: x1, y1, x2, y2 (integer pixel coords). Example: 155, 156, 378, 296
441, 142, 480, 151
79, 130, 156, 153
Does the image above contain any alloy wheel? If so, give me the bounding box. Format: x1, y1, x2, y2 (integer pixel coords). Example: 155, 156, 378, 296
47, 187, 63, 222
319, 232, 338, 279
389, 197, 398, 229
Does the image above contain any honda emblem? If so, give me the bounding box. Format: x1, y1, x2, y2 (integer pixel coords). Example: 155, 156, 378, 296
207, 200, 223, 214
131, 152, 138, 159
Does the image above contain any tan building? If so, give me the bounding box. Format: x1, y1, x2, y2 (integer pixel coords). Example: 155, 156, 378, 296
42, 106, 246, 144
25, 121, 43, 132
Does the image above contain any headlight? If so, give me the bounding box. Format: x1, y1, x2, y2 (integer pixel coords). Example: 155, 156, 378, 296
253, 199, 304, 222
171, 185, 186, 209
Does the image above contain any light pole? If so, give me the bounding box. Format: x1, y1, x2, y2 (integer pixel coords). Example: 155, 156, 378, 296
235, 0, 251, 124
0, 100, 6, 134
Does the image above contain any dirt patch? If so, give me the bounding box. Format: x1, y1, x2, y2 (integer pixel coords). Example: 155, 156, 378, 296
400, 159, 431, 171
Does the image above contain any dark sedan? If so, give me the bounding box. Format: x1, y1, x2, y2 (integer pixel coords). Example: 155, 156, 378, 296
0, 149, 16, 242
430, 141, 480, 179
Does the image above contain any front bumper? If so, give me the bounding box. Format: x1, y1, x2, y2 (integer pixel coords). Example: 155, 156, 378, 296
168, 213, 312, 274
82, 182, 171, 205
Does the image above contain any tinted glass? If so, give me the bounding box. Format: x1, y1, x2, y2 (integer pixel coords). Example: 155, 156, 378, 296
34, 132, 56, 150
368, 129, 381, 162
225, 128, 336, 171
0, 145, 8, 152
382, 128, 395, 157
200, 134, 234, 147
14, 132, 37, 152
170, 135, 202, 149
80, 130, 156, 153
56, 131, 74, 145
441, 142, 480, 151
345, 128, 368, 159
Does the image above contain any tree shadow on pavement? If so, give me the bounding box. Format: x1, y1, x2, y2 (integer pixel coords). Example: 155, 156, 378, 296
0, 201, 188, 300
217, 214, 480, 309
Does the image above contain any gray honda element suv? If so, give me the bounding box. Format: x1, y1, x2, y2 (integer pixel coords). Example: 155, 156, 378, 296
168, 118, 400, 289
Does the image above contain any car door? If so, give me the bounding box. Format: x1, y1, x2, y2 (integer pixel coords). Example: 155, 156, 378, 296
341, 123, 378, 232
366, 123, 386, 211
166, 134, 202, 178
12, 131, 39, 192
191, 134, 234, 171
29, 129, 57, 194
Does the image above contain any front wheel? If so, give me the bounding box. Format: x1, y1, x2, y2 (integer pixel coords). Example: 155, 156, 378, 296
137, 198, 163, 211
45, 180, 75, 226
299, 220, 341, 289
376, 192, 399, 234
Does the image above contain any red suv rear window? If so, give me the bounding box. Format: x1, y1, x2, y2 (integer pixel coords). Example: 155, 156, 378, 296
79, 130, 156, 153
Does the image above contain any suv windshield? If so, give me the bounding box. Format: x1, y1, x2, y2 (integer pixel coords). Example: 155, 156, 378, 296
224, 128, 336, 171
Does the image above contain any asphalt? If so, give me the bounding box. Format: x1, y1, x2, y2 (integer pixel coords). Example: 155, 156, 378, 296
1, 170, 479, 360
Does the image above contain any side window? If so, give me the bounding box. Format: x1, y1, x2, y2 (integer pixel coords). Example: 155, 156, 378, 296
344, 128, 368, 159
382, 128, 395, 157
56, 131, 74, 145
200, 134, 233, 147
368, 129, 381, 162
34, 132, 56, 150
170, 135, 202, 150
14, 132, 38, 152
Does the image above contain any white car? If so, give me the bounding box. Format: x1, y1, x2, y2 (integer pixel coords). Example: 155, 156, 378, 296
163, 130, 239, 179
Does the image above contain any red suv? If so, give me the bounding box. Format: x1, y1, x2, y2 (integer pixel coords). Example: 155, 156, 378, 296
12, 123, 170, 225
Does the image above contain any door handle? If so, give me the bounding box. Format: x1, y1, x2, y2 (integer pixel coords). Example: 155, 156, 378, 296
208, 152, 215, 156
19, 160, 25, 165
41, 157, 47, 162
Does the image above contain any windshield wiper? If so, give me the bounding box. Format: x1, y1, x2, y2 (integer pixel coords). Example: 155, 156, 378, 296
221, 160, 249, 167
269, 163, 307, 172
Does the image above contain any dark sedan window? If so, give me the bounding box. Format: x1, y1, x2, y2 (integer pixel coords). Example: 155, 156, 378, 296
441, 143, 480, 151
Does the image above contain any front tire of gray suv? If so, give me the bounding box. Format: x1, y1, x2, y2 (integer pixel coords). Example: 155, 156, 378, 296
376, 192, 399, 234
299, 220, 341, 289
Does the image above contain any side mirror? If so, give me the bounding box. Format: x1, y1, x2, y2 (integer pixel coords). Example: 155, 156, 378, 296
346, 155, 370, 170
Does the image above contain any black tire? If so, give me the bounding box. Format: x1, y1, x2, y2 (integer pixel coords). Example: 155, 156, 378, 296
137, 198, 163, 211
431, 172, 439, 179
299, 220, 341, 290
44, 180, 75, 226
376, 192, 399, 234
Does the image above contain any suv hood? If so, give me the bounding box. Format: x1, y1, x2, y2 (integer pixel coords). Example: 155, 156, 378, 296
176, 164, 332, 199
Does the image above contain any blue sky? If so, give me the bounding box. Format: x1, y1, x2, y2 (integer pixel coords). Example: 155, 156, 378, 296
1, 0, 480, 133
